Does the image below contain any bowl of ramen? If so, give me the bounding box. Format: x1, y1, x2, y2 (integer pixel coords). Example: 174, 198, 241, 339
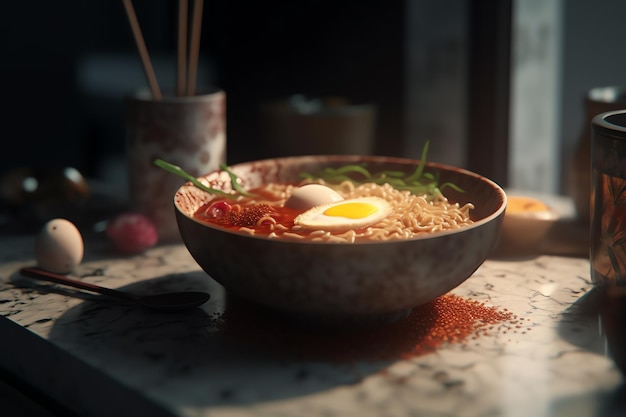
173, 155, 507, 325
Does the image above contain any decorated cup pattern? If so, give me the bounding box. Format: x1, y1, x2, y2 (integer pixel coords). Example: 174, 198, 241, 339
126, 90, 226, 242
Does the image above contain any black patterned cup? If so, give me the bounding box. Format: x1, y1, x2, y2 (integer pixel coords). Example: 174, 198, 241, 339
591, 110, 626, 375
591, 110, 626, 287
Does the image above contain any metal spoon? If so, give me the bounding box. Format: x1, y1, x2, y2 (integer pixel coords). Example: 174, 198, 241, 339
19, 267, 210, 312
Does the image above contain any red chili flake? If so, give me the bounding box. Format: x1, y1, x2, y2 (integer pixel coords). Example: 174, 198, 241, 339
215, 294, 518, 363
230, 204, 278, 227
204, 201, 278, 227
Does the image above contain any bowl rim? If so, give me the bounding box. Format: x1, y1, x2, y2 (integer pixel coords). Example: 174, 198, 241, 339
174, 155, 508, 245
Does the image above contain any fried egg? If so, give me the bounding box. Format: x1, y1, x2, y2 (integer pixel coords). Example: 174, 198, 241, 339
293, 197, 392, 231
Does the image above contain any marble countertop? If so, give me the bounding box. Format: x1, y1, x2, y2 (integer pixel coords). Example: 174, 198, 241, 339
0, 233, 624, 417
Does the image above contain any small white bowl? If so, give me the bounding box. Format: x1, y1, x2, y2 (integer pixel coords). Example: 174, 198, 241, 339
494, 193, 560, 256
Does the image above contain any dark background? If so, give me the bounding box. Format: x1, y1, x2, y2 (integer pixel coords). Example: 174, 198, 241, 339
1, 0, 409, 178
3, 1, 626, 195
11, 1, 618, 196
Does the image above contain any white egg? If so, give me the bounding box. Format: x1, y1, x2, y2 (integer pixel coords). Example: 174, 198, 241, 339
294, 197, 392, 232
285, 184, 344, 211
35, 218, 84, 274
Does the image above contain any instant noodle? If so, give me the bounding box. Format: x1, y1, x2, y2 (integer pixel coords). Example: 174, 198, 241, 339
194, 180, 475, 243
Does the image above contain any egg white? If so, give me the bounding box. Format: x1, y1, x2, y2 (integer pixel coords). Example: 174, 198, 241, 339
284, 184, 344, 211
293, 197, 392, 232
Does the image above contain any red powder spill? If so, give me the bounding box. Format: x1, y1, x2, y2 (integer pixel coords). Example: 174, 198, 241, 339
215, 294, 520, 363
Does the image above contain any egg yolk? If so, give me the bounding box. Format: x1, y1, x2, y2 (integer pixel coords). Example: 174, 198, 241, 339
323, 202, 377, 219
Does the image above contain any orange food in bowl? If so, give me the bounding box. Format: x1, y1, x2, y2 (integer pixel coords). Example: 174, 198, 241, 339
506, 196, 549, 214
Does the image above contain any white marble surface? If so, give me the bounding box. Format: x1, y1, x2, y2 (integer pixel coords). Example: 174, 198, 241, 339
0, 234, 624, 417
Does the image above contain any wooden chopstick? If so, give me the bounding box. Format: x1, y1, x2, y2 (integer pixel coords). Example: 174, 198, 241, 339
186, 0, 204, 96
122, 0, 162, 100
176, 0, 189, 96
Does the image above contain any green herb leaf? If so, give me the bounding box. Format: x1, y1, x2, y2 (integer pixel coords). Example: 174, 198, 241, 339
439, 182, 464, 192
325, 164, 372, 178
405, 140, 430, 183
382, 170, 406, 178
154, 159, 239, 199
297, 140, 464, 200
220, 164, 256, 197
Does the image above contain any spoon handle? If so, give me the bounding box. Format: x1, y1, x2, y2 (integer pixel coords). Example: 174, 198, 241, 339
19, 267, 135, 301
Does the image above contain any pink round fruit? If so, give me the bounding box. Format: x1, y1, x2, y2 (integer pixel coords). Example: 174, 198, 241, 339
106, 213, 158, 254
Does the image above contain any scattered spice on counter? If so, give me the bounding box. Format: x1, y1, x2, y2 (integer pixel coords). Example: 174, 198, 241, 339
216, 294, 522, 363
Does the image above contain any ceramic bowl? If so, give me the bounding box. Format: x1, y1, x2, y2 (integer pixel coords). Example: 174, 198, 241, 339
174, 155, 506, 325
493, 194, 560, 257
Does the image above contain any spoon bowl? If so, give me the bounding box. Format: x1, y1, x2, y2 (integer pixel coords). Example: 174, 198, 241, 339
19, 267, 210, 312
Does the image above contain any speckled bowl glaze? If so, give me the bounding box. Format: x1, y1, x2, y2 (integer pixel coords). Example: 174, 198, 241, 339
175, 155, 507, 325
